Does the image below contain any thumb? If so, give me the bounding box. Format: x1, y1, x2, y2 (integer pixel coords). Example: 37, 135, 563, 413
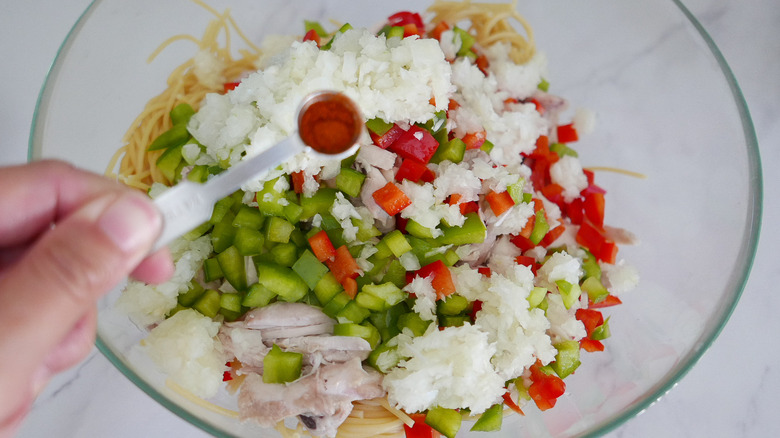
0, 191, 162, 385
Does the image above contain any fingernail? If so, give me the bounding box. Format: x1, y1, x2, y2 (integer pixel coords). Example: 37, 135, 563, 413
97, 194, 161, 253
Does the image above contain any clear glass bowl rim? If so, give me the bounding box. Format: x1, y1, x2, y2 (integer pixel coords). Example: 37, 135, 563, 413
28, 1, 763, 437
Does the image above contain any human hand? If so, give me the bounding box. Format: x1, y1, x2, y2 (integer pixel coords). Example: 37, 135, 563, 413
0, 160, 174, 437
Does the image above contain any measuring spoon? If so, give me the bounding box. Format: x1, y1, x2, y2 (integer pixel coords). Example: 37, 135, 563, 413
151, 90, 363, 252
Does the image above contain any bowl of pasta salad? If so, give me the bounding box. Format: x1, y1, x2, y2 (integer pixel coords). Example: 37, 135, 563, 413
30, 0, 760, 437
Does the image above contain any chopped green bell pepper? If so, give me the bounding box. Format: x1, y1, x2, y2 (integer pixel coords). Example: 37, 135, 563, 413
242, 283, 277, 308
148, 124, 190, 151
436, 294, 469, 316
177, 280, 205, 307
313, 272, 343, 305
529, 209, 549, 245
169, 103, 195, 126
470, 403, 503, 432
436, 213, 486, 246
192, 289, 221, 318
233, 227, 265, 256
292, 249, 329, 290
217, 245, 247, 291
256, 263, 308, 302
397, 312, 430, 337
336, 168, 366, 198
556, 279, 582, 309
551, 340, 581, 378
425, 407, 462, 438
263, 344, 302, 384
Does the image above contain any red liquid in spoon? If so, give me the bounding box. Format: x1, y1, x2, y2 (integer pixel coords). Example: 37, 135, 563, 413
298, 92, 363, 155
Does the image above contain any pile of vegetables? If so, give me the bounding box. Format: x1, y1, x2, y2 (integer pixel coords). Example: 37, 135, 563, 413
141, 10, 627, 438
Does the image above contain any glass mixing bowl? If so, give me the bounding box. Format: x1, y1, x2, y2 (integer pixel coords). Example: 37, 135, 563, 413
30, 0, 761, 436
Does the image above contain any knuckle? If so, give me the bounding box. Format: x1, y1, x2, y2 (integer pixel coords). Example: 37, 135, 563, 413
31, 238, 115, 306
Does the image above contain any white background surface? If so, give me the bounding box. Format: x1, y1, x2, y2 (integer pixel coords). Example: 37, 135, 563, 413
1, 0, 778, 437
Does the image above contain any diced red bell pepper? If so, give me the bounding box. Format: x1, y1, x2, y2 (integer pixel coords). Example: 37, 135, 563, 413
532, 198, 544, 213
541, 183, 565, 208
515, 255, 536, 268
447, 193, 479, 215
326, 245, 360, 285
460, 200, 479, 215
429, 20, 450, 41
529, 97, 544, 114
536, 134, 549, 149
566, 198, 585, 225
556, 123, 579, 143
528, 160, 547, 192
404, 413, 441, 438
476, 54, 490, 76
515, 255, 539, 274
485, 190, 515, 216
404, 271, 417, 289
580, 338, 605, 352
576, 221, 618, 264
583, 192, 605, 227
291, 171, 305, 194
373, 182, 412, 216
421, 167, 436, 184
370, 123, 404, 149
395, 214, 408, 234
589, 294, 623, 309
469, 299, 483, 322
477, 267, 491, 277
302, 28, 321, 47
577, 220, 604, 254
581, 183, 607, 196
462, 130, 487, 150
526, 135, 558, 160
415, 260, 456, 300
518, 213, 535, 240
396, 158, 429, 183
402, 23, 422, 38
528, 363, 566, 411
583, 168, 595, 186
387, 11, 424, 29
342, 276, 358, 299
595, 240, 618, 264
539, 223, 566, 248
388, 126, 440, 164
510, 233, 535, 251
223, 82, 240, 93
526, 138, 559, 191
222, 371, 233, 382
502, 391, 525, 415
308, 230, 336, 262
575, 308, 604, 337
517, 198, 544, 239
291, 170, 318, 194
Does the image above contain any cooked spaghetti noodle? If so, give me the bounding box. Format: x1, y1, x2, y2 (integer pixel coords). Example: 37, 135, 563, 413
112, 1, 542, 436
427, 0, 535, 63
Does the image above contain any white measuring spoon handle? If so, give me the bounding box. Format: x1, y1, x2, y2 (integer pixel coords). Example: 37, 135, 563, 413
152, 136, 304, 252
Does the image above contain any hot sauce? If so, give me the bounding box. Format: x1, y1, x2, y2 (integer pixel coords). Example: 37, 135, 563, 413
298, 92, 362, 155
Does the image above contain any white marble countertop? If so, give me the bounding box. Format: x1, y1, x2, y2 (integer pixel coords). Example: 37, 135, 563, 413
2, 0, 778, 437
